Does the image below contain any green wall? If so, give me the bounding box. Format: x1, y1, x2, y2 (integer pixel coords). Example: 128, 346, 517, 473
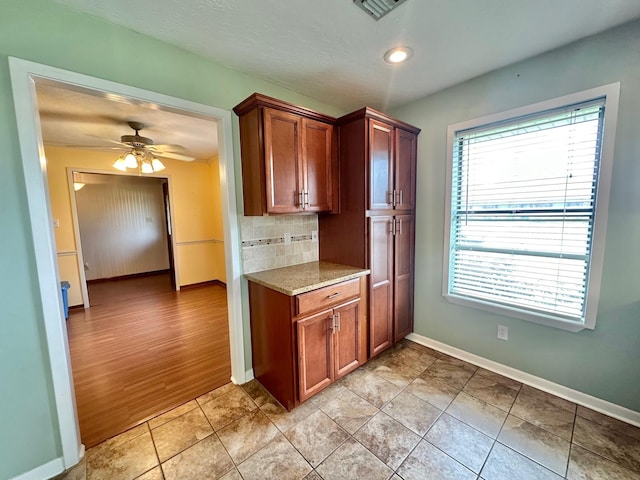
0, 1, 345, 478
392, 19, 640, 413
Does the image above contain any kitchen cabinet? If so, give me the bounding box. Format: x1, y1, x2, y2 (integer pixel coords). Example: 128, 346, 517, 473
369, 119, 417, 212
234, 93, 337, 215
368, 214, 415, 356
297, 297, 361, 402
246, 264, 368, 410
319, 108, 419, 358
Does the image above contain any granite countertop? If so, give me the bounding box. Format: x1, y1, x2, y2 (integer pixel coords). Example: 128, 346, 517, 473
244, 261, 370, 296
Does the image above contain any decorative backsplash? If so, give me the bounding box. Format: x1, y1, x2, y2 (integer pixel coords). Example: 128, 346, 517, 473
240, 215, 319, 273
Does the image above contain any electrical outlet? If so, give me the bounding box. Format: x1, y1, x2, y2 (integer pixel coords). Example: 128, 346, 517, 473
497, 325, 509, 341
311, 230, 318, 242
284, 232, 292, 245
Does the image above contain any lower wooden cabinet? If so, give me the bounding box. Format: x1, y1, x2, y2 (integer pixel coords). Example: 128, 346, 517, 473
248, 277, 367, 410
369, 214, 415, 356
297, 298, 361, 402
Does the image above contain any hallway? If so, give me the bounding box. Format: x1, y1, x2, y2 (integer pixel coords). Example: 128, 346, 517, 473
67, 274, 231, 447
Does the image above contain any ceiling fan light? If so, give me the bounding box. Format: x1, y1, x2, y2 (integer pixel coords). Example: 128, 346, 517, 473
141, 160, 154, 174
113, 157, 128, 171
124, 152, 138, 168
151, 158, 166, 172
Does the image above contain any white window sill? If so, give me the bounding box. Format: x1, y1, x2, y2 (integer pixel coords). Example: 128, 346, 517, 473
443, 293, 591, 332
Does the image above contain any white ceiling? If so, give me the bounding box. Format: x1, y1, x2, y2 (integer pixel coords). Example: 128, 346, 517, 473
54, 0, 640, 111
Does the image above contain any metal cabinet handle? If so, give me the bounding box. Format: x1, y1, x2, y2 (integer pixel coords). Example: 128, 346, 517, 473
304, 190, 310, 208
389, 218, 396, 235
330, 314, 336, 334
298, 190, 304, 207
386, 191, 393, 206
336, 312, 341, 332
393, 218, 402, 235
399, 189, 404, 206
327, 292, 342, 299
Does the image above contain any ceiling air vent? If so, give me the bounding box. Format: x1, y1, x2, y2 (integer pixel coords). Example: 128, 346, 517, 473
353, 0, 408, 20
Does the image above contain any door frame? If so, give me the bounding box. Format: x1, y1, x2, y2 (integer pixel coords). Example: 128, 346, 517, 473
67, 168, 180, 307
9, 57, 246, 469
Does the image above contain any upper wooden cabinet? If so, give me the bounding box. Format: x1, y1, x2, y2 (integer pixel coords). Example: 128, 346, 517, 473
368, 117, 418, 212
234, 93, 337, 215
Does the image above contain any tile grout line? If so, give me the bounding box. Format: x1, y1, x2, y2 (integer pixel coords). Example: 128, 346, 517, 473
418, 361, 484, 477
362, 349, 475, 477
89, 342, 639, 480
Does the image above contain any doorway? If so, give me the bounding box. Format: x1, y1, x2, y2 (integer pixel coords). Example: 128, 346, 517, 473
60, 165, 231, 447
9, 57, 246, 469
71, 172, 176, 307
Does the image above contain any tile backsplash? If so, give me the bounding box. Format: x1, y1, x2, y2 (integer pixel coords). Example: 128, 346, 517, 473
240, 215, 319, 273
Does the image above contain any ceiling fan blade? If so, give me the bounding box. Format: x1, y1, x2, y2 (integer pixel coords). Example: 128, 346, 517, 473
153, 151, 195, 162
84, 134, 131, 147
149, 144, 187, 151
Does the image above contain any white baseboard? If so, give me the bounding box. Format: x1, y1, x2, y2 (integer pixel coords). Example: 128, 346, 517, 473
10, 458, 64, 480
406, 332, 640, 428
230, 368, 254, 385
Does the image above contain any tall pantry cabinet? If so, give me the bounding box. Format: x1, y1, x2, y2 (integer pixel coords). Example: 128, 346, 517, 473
319, 108, 420, 357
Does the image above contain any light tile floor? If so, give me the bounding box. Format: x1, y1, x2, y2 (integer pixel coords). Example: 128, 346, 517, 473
62, 340, 640, 480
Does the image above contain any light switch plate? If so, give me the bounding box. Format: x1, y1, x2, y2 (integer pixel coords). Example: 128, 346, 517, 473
311, 230, 318, 242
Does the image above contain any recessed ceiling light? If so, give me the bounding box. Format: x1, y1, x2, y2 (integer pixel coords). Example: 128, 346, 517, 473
383, 46, 413, 64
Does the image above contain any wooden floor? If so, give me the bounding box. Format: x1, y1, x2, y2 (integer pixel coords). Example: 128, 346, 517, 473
67, 274, 231, 448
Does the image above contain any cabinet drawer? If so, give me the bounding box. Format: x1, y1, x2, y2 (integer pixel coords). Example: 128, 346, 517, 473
296, 278, 360, 316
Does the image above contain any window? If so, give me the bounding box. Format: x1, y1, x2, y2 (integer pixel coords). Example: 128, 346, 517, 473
443, 84, 620, 331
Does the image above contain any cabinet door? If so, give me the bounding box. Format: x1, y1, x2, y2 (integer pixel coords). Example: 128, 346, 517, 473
302, 119, 334, 212
297, 308, 334, 402
394, 214, 415, 341
369, 120, 394, 211
394, 128, 417, 211
333, 298, 361, 379
263, 108, 304, 213
369, 216, 394, 357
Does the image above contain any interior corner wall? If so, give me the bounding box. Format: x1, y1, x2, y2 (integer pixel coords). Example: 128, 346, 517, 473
0, 0, 345, 469
390, 19, 640, 412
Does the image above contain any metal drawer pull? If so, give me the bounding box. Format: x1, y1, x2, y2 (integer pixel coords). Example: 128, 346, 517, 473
399, 189, 403, 206
327, 292, 342, 299
330, 314, 336, 333
298, 190, 304, 207
304, 191, 310, 207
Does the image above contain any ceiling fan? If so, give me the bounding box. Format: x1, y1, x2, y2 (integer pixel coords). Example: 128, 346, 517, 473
110, 121, 194, 160
101, 121, 195, 174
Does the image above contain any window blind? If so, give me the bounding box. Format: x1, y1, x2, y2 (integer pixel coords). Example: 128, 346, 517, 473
448, 99, 605, 322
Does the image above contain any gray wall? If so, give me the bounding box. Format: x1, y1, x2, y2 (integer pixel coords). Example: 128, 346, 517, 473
392, 19, 640, 412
